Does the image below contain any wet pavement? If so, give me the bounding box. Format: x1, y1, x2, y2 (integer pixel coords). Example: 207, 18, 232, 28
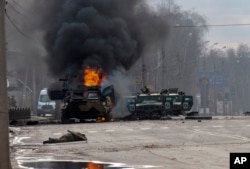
20, 160, 150, 169
10, 118, 250, 169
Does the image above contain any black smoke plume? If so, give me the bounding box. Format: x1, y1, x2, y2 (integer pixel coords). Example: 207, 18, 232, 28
34, 0, 169, 77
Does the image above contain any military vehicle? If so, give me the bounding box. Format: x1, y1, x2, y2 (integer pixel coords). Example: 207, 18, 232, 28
126, 87, 194, 119
160, 88, 194, 116
48, 78, 115, 123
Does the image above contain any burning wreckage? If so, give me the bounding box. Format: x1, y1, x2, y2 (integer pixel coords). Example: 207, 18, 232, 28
49, 67, 115, 123
37, 0, 171, 122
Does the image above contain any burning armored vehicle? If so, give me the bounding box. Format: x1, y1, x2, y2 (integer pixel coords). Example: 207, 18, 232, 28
126, 87, 195, 119
48, 67, 115, 123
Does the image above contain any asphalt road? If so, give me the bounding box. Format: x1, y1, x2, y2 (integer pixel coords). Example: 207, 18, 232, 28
10, 118, 250, 169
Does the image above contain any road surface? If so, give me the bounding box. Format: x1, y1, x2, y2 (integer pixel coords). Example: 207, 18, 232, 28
10, 117, 250, 169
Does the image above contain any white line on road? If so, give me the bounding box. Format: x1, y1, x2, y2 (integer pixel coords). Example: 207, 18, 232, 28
87, 130, 98, 133
105, 130, 115, 132
212, 126, 223, 128
53, 133, 62, 136
141, 128, 151, 130
160, 127, 169, 129
193, 129, 250, 141
13, 137, 31, 145
127, 129, 134, 131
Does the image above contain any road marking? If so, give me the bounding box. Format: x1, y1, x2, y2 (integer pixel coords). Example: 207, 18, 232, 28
193, 129, 250, 141
193, 126, 199, 128
13, 137, 31, 144
141, 128, 151, 130
87, 130, 98, 133
53, 133, 62, 136
105, 130, 115, 132
212, 125, 223, 128
247, 125, 250, 127
127, 129, 134, 131
161, 127, 169, 129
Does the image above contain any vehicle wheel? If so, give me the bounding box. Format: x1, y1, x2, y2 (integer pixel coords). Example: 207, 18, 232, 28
105, 112, 112, 122
61, 111, 70, 124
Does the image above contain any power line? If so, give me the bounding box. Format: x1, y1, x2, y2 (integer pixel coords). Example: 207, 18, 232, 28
12, 0, 27, 12
6, 2, 26, 17
5, 11, 43, 46
174, 23, 250, 28
5, 12, 30, 39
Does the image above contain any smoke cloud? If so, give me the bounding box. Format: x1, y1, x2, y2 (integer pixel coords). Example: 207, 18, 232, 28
32, 0, 170, 77
101, 66, 134, 118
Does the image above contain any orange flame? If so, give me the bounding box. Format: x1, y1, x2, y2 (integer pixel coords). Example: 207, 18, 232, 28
87, 162, 103, 169
83, 67, 106, 87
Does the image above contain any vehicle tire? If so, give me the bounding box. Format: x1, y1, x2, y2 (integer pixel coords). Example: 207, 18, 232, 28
37, 110, 42, 117
105, 112, 112, 122
61, 111, 70, 124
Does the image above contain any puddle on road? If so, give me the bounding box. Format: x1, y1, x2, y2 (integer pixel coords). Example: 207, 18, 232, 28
20, 160, 156, 169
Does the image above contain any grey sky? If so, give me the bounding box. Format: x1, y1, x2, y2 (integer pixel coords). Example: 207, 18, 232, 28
174, 0, 250, 49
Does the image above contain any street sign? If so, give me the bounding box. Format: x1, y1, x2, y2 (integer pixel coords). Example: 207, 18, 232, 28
198, 72, 229, 88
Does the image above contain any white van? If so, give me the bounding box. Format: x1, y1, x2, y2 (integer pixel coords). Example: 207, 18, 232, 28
37, 88, 56, 116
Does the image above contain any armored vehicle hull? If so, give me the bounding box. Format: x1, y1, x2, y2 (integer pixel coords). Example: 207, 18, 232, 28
126, 88, 194, 120
49, 79, 115, 123
61, 99, 111, 123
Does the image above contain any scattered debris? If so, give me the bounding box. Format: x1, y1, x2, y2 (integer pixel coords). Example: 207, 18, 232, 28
144, 144, 157, 148
9, 129, 15, 134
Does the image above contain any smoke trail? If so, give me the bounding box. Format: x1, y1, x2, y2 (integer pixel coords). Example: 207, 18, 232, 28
101, 66, 134, 118
32, 0, 169, 77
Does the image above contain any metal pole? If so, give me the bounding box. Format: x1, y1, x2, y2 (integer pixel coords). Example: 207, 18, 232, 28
0, 0, 11, 168
141, 57, 146, 88
32, 58, 37, 115
161, 47, 165, 88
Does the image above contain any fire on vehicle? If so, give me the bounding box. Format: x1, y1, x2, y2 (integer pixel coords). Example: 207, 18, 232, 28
48, 67, 115, 123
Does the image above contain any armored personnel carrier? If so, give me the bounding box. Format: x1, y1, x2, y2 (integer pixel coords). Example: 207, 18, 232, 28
160, 88, 194, 116
48, 78, 115, 123
126, 87, 194, 119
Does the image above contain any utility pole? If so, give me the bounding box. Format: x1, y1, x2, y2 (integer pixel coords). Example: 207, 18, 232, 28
0, 0, 11, 169
141, 57, 146, 88
161, 47, 166, 89
32, 57, 37, 115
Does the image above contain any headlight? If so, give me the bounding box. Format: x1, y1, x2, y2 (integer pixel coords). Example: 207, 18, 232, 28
102, 102, 106, 106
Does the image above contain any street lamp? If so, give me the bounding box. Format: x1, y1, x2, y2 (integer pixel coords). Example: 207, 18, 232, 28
181, 32, 193, 91
201, 42, 219, 115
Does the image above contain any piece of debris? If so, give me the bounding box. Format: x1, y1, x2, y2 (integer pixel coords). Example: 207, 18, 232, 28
198, 120, 202, 122
144, 144, 157, 148
43, 130, 87, 144
9, 129, 15, 134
